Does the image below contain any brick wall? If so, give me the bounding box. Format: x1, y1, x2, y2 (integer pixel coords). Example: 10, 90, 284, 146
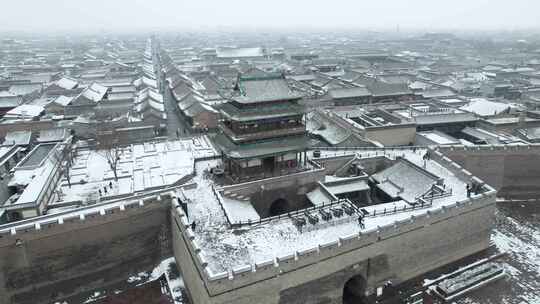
0, 192, 174, 304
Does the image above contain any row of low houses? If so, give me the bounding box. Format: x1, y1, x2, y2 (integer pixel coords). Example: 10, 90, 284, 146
0, 133, 71, 223
67, 39, 167, 141
306, 96, 536, 148
160, 49, 220, 131
0, 36, 174, 223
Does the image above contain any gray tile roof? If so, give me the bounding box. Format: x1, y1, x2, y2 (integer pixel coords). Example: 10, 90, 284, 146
218, 102, 304, 122
372, 159, 438, 203
368, 82, 412, 97
234, 75, 303, 104
213, 133, 308, 159
329, 87, 371, 99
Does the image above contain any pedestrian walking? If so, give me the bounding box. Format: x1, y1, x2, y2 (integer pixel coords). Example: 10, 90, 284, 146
358, 216, 365, 229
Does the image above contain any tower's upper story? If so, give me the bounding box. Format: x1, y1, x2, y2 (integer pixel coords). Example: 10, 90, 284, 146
217, 73, 307, 145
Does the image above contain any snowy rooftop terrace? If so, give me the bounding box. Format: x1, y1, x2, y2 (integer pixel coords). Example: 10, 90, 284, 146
175, 146, 496, 277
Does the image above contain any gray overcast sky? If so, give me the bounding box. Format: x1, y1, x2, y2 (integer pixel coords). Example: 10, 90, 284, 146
2, 0, 539, 32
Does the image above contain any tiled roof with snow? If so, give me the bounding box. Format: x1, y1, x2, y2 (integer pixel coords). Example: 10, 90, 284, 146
459, 98, 510, 117
368, 81, 412, 97
82, 83, 109, 102
8, 83, 42, 96
328, 87, 371, 99
234, 74, 303, 104
135, 99, 165, 113
216, 47, 265, 58
5, 104, 44, 118
417, 131, 460, 145
183, 101, 217, 118
0, 92, 22, 108
372, 159, 440, 203
133, 76, 157, 90
14, 157, 58, 206
135, 88, 163, 104
178, 93, 204, 111
56, 77, 79, 90
420, 89, 456, 99
50, 95, 73, 107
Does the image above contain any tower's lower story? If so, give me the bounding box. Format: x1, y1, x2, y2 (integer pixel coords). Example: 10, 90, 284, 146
213, 133, 309, 182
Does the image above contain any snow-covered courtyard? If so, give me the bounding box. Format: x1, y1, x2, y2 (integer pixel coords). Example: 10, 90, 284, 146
52, 137, 216, 208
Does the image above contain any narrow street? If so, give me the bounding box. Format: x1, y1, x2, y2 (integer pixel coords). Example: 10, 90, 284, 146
163, 82, 192, 139
153, 43, 192, 139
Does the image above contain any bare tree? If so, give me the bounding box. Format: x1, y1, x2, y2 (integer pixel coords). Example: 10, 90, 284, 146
97, 130, 122, 181
62, 139, 75, 187
63, 161, 71, 188
52, 137, 75, 188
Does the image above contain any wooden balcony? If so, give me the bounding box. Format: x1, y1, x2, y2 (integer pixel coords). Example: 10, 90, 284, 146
219, 122, 306, 143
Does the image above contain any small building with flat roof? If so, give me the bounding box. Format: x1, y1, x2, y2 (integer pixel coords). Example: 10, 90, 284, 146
416, 130, 461, 146
392, 101, 478, 134
3, 143, 62, 221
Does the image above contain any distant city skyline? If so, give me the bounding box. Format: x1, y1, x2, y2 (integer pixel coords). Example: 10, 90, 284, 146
2, 0, 540, 32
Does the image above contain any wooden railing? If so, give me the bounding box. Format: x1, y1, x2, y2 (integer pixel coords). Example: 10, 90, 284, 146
219, 122, 306, 142
218, 196, 434, 229
365, 200, 433, 218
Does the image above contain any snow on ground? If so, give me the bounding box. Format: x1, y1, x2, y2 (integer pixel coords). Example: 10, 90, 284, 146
124, 256, 186, 304
453, 203, 540, 304
184, 148, 473, 274
221, 195, 261, 223
75, 256, 186, 304
56, 139, 204, 205
83, 291, 106, 303
150, 257, 185, 304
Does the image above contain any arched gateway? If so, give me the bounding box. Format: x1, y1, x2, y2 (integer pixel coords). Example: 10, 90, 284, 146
343, 274, 368, 304
269, 198, 290, 216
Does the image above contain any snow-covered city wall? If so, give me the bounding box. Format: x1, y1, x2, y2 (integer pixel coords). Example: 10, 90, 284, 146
438, 143, 540, 198
0, 190, 177, 304
171, 182, 497, 302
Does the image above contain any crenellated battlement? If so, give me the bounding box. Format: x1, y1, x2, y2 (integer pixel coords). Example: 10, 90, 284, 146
429, 148, 492, 190
0, 181, 190, 304
434, 143, 540, 199
312, 143, 540, 155
0, 188, 186, 247
438, 143, 540, 153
